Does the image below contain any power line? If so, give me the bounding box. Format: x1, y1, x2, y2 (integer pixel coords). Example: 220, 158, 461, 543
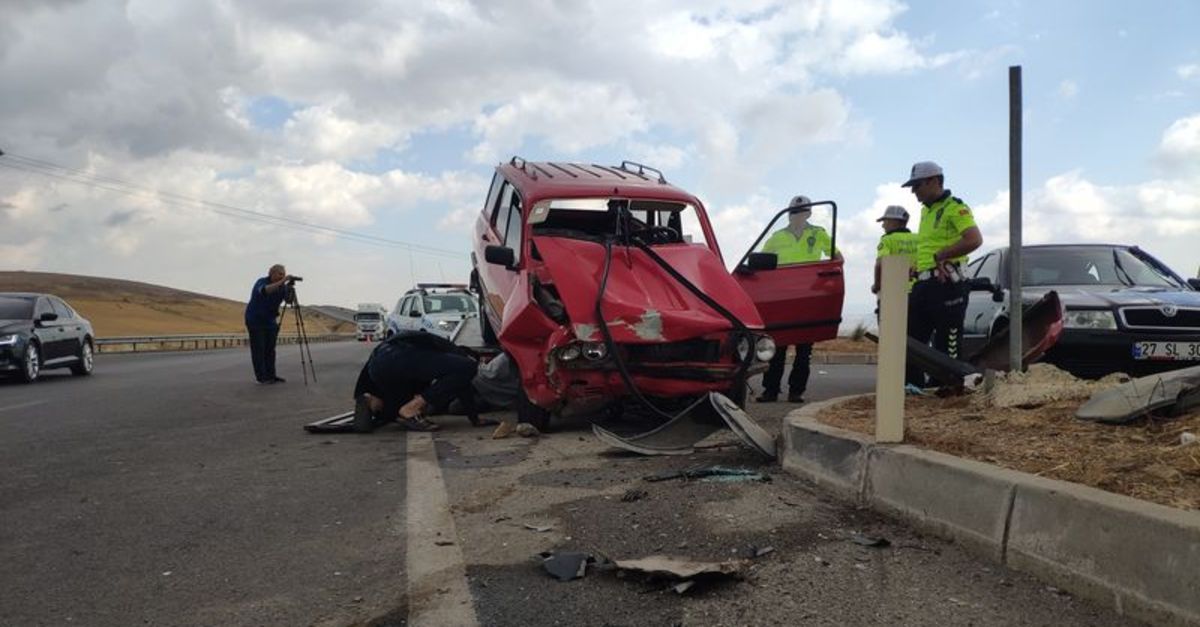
0, 149, 469, 260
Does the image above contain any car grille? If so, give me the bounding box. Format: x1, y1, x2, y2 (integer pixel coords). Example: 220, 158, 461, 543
1119, 307, 1200, 331
623, 339, 722, 363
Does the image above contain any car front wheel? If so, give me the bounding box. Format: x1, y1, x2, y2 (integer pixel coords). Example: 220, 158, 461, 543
20, 342, 40, 383
71, 340, 94, 376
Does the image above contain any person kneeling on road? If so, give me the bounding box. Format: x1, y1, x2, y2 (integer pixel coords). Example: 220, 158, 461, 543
352, 329, 479, 432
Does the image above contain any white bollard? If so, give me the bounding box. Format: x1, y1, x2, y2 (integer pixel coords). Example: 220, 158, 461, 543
875, 255, 909, 443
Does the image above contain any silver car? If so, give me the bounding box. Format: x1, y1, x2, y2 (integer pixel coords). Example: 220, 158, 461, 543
386, 284, 479, 340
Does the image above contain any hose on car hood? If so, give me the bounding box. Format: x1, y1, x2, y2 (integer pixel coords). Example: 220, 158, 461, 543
591, 202, 756, 421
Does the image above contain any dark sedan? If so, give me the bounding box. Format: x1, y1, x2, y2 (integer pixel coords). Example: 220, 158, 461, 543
0, 293, 95, 382
962, 244, 1200, 378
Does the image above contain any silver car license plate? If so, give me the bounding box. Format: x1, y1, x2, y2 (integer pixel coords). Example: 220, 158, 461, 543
1132, 341, 1200, 360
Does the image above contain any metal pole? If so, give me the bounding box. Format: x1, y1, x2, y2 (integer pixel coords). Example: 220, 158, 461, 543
875, 255, 909, 443
1008, 66, 1024, 372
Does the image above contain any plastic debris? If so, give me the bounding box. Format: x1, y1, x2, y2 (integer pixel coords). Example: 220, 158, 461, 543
524, 523, 553, 533
1182, 432, 1197, 446
539, 551, 594, 582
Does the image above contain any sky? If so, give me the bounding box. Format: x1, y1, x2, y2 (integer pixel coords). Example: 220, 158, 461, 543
2, 0, 1199, 330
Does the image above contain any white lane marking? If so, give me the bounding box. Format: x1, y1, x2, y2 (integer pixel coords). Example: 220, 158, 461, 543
0, 400, 47, 414
405, 433, 479, 627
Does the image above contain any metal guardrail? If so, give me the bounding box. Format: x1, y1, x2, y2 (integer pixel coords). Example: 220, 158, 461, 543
94, 333, 356, 353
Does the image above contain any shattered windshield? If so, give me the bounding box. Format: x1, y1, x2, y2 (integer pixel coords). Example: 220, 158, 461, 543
1023, 247, 1183, 288
529, 198, 709, 246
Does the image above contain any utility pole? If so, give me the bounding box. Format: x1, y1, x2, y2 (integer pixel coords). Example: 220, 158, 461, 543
1008, 66, 1024, 372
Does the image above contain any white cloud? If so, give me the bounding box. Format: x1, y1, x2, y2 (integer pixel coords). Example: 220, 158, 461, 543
1177, 64, 1200, 80
1158, 113, 1200, 171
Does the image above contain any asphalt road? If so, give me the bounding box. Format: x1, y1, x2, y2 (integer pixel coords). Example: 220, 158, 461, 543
0, 346, 1139, 626
0, 342, 407, 626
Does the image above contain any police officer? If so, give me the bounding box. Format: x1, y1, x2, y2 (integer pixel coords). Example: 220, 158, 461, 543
870, 205, 918, 296
757, 195, 842, 403
902, 161, 983, 384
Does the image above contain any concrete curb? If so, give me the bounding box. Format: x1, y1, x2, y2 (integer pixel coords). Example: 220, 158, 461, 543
781, 395, 1200, 627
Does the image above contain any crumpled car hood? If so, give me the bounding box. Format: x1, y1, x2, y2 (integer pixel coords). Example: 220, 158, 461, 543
532, 236, 764, 343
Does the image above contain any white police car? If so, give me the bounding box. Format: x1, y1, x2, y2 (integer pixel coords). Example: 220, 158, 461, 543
386, 284, 479, 340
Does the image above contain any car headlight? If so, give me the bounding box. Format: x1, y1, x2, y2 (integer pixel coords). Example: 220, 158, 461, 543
0, 334, 17, 346
1063, 310, 1117, 330
735, 336, 751, 361
558, 344, 582, 361
582, 342, 608, 361
435, 319, 457, 331
755, 336, 776, 362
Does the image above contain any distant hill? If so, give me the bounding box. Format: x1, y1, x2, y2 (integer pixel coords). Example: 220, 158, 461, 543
0, 271, 356, 337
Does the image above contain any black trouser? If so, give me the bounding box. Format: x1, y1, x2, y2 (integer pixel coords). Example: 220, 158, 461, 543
906, 278, 969, 386
247, 324, 279, 382
354, 340, 478, 420
762, 343, 813, 396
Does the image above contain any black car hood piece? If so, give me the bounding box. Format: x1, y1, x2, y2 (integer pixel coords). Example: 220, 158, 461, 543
1021, 286, 1200, 309
0, 320, 31, 334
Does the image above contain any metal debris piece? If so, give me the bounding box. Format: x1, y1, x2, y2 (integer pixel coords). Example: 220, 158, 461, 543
643, 466, 769, 483
539, 551, 593, 582
673, 581, 696, 594
524, 523, 554, 533
592, 396, 722, 456
849, 533, 891, 548
709, 392, 777, 459
1076, 364, 1200, 424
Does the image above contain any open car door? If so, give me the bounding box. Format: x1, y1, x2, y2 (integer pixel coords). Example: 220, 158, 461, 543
731, 200, 845, 346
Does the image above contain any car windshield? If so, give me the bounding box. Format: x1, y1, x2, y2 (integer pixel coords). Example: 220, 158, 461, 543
423, 294, 475, 313
529, 198, 709, 246
0, 296, 34, 319
1023, 248, 1183, 288
355, 313, 381, 321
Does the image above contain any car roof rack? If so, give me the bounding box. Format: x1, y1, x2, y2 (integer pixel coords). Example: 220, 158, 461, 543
509, 155, 554, 180
617, 160, 667, 184
416, 283, 468, 290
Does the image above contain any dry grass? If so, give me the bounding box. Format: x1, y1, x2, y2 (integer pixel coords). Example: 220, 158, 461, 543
814, 338, 877, 354
819, 394, 1200, 511
1, 271, 355, 336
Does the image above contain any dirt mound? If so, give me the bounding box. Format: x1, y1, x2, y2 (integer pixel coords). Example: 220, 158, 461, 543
974, 363, 1131, 409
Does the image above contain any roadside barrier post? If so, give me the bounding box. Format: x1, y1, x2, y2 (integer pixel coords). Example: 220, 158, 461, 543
875, 254, 908, 443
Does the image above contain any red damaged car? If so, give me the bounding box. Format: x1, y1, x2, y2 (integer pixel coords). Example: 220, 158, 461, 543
470, 158, 844, 427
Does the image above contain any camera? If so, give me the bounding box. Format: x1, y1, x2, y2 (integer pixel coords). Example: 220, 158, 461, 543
286, 276, 303, 285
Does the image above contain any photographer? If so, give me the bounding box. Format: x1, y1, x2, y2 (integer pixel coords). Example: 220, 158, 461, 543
244, 264, 296, 384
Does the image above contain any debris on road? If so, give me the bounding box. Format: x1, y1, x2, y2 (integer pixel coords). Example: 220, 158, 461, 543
592, 392, 776, 458
539, 551, 596, 582
620, 488, 649, 502
523, 523, 554, 533
1182, 432, 1197, 446
848, 533, 890, 548
643, 466, 769, 483
751, 546, 775, 558
612, 554, 750, 594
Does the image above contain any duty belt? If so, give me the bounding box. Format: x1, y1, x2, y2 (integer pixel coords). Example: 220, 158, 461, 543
913, 263, 964, 283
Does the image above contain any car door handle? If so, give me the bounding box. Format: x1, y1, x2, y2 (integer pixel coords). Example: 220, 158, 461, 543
817, 270, 842, 277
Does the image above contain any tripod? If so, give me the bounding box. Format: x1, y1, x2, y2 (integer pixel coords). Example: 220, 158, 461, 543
279, 283, 317, 385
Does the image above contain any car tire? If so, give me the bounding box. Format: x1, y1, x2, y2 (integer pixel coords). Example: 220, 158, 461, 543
19, 342, 40, 383
71, 340, 94, 376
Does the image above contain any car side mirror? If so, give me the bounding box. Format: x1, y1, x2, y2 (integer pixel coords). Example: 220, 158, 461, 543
992, 288, 1005, 303
39, 312, 58, 323
408, 310, 422, 318
485, 245, 516, 269
1188, 277, 1200, 291
737, 252, 778, 274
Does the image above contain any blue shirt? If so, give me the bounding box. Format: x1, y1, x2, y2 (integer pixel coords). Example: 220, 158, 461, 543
244, 277, 286, 328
